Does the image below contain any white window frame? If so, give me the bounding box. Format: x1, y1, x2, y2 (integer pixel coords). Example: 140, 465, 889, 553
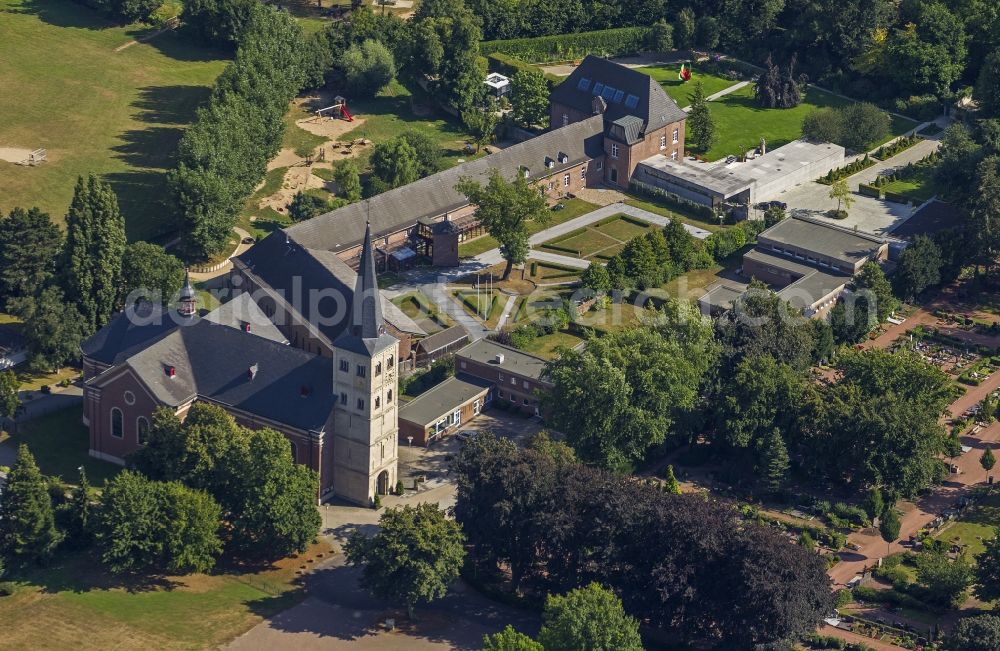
672, 128, 679, 144
611, 143, 619, 159
563, 173, 570, 187
659, 135, 666, 150
671, 150, 678, 161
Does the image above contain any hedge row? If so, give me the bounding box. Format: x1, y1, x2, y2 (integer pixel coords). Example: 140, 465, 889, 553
884, 190, 912, 204
480, 27, 652, 64
817, 155, 876, 184
873, 135, 919, 161
485, 53, 563, 86
541, 242, 583, 256
858, 183, 882, 198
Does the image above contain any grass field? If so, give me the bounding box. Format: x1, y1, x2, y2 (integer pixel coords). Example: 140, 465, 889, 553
0, 0, 228, 241
641, 65, 740, 108
0, 407, 119, 485
697, 85, 919, 162
881, 165, 939, 203
0, 541, 330, 650
541, 214, 654, 260
458, 198, 599, 257
933, 492, 1000, 557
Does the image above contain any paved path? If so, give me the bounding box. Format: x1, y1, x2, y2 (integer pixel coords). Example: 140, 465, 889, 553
529, 203, 710, 245
681, 80, 750, 111
526, 250, 591, 269
190, 227, 255, 282
495, 294, 518, 330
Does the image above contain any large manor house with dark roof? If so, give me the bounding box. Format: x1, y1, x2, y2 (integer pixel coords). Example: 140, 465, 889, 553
79, 57, 850, 506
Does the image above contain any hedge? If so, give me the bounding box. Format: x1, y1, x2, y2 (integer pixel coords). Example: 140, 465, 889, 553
486, 53, 562, 86
883, 190, 912, 204
480, 27, 652, 63
541, 243, 583, 256
858, 183, 882, 198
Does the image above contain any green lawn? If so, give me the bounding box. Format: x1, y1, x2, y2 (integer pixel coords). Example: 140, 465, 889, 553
592, 214, 655, 242
532, 262, 582, 282
520, 329, 585, 359
0, 0, 228, 241
881, 165, 939, 203
543, 228, 621, 258
933, 492, 1000, 557
337, 79, 476, 169
0, 407, 119, 486
696, 85, 919, 162
0, 541, 328, 650
641, 65, 741, 108
458, 198, 599, 257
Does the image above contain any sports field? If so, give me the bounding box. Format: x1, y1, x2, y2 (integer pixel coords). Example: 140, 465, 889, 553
0, 0, 227, 241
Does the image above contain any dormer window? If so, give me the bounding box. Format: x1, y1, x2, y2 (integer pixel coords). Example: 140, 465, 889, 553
558, 152, 569, 164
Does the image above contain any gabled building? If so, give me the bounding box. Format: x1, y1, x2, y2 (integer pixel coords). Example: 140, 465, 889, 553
81, 227, 400, 506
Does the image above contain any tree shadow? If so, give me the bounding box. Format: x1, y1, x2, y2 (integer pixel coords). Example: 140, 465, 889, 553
15, 0, 114, 30
102, 170, 175, 242
113, 127, 183, 169
132, 85, 213, 125
10, 549, 181, 595
139, 28, 232, 63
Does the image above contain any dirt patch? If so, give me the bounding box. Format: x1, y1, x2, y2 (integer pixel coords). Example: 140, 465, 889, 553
573, 186, 630, 206
0, 147, 35, 164
257, 166, 332, 214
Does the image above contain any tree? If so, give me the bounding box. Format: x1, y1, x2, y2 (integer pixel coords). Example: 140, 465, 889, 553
221, 427, 321, 559
715, 354, 806, 451
0, 207, 62, 311
288, 191, 329, 222
715, 283, 817, 372
345, 503, 465, 619
333, 160, 363, 203
977, 49, 1000, 118
974, 536, 1000, 602
650, 19, 673, 51
760, 427, 790, 493
675, 8, 696, 48
543, 325, 712, 472
863, 486, 884, 522
755, 55, 804, 109
917, 550, 973, 607
342, 39, 396, 97
482, 626, 542, 651
946, 614, 1000, 651
695, 15, 720, 49
981, 446, 996, 472
687, 80, 716, 152
97, 470, 222, 574
662, 464, 681, 494
969, 156, 1000, 276
802, 107, 845, 144
893, 235, 942, 301
526, 430, 578, 466
581, 262, 611, 294
369, 137, 421, 193
537, 583, 643, 651
461, 99, 500, 153
180, 0, 259, 47
511, 69, 549, 128
456, 169, 548, 279
885, 5, 966, 99
828, 177, 854, 215
0, 370, 19, 420
0, 445, 61, 561
61, 175, 126, 334
840, 103, 891, 152
854, 260, 897, 322
18, 286, 87, 372
879, 507, 901, 552
398, 130, 445, 177
121, 242, 186, 305
63, 467, 94, 550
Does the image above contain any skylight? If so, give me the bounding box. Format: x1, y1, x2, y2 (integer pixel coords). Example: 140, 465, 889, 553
593, 82, 605, 96
577, 77, 591, 91
612, 89, 624, 103
624, 94, 639, 108
601, 85, 616, 100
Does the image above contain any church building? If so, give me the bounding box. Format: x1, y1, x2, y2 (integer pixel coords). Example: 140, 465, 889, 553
80, 225, 398, 506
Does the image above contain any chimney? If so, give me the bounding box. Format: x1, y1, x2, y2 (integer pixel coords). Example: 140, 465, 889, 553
300, 385, 311, 397
522, 166, 530, 179
592, 96, 607, 115
166, 365, 176, 378
495, 353, 505, 365
248, 363, 258, 380
243, 322, 251, 333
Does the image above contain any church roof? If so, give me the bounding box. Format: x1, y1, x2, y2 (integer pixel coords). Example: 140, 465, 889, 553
334, 223, 397, 356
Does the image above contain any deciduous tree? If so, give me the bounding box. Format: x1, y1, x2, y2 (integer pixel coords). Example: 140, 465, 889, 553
511, 69, 550, 128
17, 286, 87, 372
893, 235, 942, 301
946, 614, 1000, 651
456, 170, 548, 279
343, 39, 396, 97
0, 370, 19, 420
334, 160, 363, 202
974, 536, 1000, 603
345, 503, 465, 619
537, 583, 642, 651
121, 242, 186, 305
482, 626, 542, 651
917, 550, 973, 607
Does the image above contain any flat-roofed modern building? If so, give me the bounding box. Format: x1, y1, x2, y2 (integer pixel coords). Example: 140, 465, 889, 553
701, 215, 889, 317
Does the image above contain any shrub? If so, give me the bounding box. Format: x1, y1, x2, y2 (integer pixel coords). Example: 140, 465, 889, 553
480, 27, 652, 63
343, 39, 396, 97
629, 180, 716, 221
858, 183, 882, 198
804, 633, 846, 649
0, 581, 15, 597
834, 588, 853, 608
892, 94, 942, 121
840, 103, 891, 152
395, 480, 405, 495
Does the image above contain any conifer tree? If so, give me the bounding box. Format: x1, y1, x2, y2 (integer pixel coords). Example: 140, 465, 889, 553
687, 80, 716, 152
62, 175, 126, 334
760, 428, 790, 493
0, 445, 61, 561
65, 467, 94, 549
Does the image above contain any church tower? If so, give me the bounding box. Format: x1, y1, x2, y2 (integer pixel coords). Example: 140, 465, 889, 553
331, 223, 399, 505
178, 270, 197, 317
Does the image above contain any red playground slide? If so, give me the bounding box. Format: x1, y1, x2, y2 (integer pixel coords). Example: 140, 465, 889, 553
341, 104, 354, 121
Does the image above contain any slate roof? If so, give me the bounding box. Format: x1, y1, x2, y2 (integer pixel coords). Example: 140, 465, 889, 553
235, 233, 423, 346
550, 55, 687, 133
415, 325, 469, 355
202, 292, 288, 344
280, 115, 606, 253
610, 115, 645, 145
81, 302, 194, 365
103, 320, 335, 433
334, 222, 398, 356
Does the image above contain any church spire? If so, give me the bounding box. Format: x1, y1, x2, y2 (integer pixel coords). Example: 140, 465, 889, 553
351, 222, 385, 339
178, 269, 197, 317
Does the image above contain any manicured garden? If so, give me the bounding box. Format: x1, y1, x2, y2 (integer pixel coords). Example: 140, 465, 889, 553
391, 291, 453, 333
0, 0, 228, 241
540, 214, 656, 260
458, 197, 599, 257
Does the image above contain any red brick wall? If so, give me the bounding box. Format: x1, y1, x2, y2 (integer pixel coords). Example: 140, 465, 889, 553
88, 367, 168, 462
605, 120, 686, 187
